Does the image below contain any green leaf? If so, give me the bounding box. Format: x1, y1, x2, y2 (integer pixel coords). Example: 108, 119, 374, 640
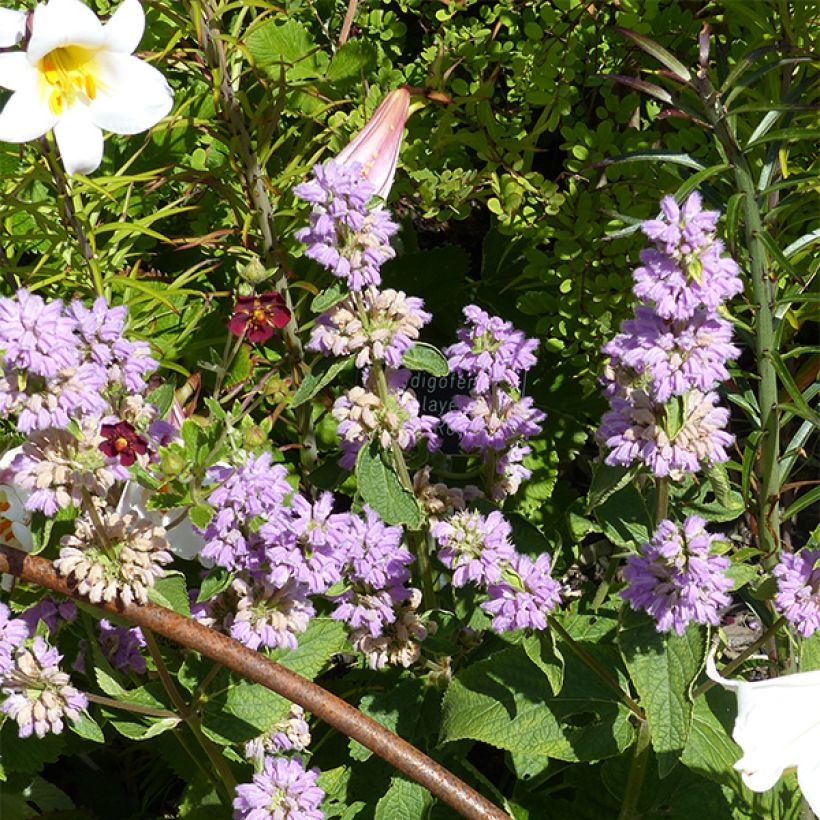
771, 351, 819, 429
783, 485, 820, 522
107, 715, 181, 741
594, 482, 653, 548
0, 722, 66, 774
703, 461, 733, 508
401, 343, 449, 377
619, 610, 705, 776
327, 40, 377, 84
246, 20, 320, 77
291, 356, 354, 408
146, 383, 176, 418
588, 462, 639, 510
800, 633, 820, 672
441, 644, 634, 762
197, 566, 234, 602
355, 440, 422, 528
598, 150, 706, 171
746, 126, 817, 148
521, 631, 564, 695
311, 281, 348, 313
225, 345, 253, 389
374, 777, 434, 820
188, 503, 213, 529
147, 571, 191, 616
615, 27, 692, 81
599, 74, 673, 104
68, 711, 105, 743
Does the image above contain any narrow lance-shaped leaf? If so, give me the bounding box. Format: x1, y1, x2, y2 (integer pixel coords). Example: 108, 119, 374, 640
616, 27, 692, 82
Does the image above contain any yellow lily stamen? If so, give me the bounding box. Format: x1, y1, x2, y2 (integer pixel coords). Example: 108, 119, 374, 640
39, 46, 98, 115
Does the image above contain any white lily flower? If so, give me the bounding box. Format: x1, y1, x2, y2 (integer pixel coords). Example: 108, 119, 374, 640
116, 480, 204, 562
0, 446, 32, 553
0, 0, 172, 175
0, 7, 26, 47
706, 650, 820, 816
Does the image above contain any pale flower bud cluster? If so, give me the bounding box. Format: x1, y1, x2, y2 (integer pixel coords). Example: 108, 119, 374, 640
308, 286, 431, 369
55, 511, 171, 606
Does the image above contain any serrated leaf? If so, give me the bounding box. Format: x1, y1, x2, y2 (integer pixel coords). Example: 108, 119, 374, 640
703, 461, 733, 507
355, 440, 422, 528
401, 343, 449, 377
619, 610, 705, 777
374, 777, 434, 820
197, 566, 234, 602
521, 631, 564, 695
327, 40, 377, 84
291, 356, 354, 407
68, 711, 105, 743
147, 572, 191, 616
0, 722, 66, 774
441, 645, 634, 762
188, 504, 213, 529
311, 281, 348, 313
246, 19, 316, 68
594, 482, 653, 548
225, 345, 253, 389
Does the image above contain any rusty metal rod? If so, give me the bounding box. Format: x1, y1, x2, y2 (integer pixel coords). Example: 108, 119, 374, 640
1, 547, 509, 820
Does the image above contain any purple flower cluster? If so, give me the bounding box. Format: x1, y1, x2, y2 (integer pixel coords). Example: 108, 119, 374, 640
20, 598, 77, 635
198, 452, 294, 571
0, 616, 88, 739
598, 193, 740, 479
0, 289, 156, 434
330, 506, 416, 639
773, 548, 820, 638
635, 193, 743, 320
443, 306, 544, 500
233, 755, 324, 820
294, 160, 399, 291
621, 516, 732, 635
99, 619, 147, 674
431, 509, 561, 632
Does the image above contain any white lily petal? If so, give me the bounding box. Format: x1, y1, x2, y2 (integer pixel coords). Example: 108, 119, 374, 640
798, 758, 820, 816
0, 8, 26, 48
89, 52, 172, 134
103, 0, 144, 54
28, 0, 105, 63
0, 84, 57, 142
54, 107, 103, 174
0, 53, 38, 92
709, 646, 820, 814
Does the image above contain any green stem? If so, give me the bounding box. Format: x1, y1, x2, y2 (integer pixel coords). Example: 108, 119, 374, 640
617, 718, 651, 820
196, 0, 317, 474
654, 477, 669, 525
549, 616, 645, 720
40, 137, 104, 297
692, 616, 786, 700
142, 628, 236, 806
85, 692, 177, 719
695, 70, 780, 560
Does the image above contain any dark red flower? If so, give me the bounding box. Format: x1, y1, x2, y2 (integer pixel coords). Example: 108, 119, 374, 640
228, 292, 291, 343
99, 421, 149, 467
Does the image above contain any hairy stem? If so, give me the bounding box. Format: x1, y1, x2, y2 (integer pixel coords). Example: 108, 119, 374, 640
617, 718, 651, 820
549, 616, 645, 720
143, 628, 237, 805
654, 476, 669, 525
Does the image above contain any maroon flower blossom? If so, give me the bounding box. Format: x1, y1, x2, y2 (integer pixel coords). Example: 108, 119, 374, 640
98, 421, 149, 467
228, 293, 291, 343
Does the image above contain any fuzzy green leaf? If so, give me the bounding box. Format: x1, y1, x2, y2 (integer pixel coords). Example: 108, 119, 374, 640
374, 777, 434, 820
355, 441, 422, 528
619, 610, 705, 776
291, 356, 354, 408
401, 343, 449, 377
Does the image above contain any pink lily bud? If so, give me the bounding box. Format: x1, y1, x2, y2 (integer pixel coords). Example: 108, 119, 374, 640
336, 86, 411, 200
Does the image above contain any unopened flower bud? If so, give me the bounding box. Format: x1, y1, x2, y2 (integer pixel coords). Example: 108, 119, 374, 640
239, 257, 271, 286
243, 425, 267, 450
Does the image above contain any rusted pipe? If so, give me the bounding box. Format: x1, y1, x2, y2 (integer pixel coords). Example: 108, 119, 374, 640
1, 547, 509, 820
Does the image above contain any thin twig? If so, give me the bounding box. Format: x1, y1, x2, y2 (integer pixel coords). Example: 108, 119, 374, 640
338, 0, 359, 46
